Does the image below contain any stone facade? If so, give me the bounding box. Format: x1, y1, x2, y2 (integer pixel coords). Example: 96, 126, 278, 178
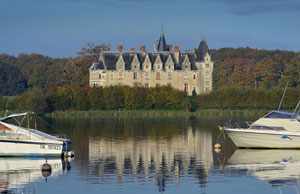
89, 32, 213, 95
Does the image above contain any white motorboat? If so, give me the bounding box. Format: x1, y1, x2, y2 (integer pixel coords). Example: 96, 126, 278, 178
0, 112, 73, 157
224, 108, 300, 148
226, 149, 300, 186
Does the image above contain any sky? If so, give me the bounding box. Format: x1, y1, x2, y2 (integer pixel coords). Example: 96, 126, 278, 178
0, 0, 300, 58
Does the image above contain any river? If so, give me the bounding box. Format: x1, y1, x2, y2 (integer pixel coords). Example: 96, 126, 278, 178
1, 116, 300, 194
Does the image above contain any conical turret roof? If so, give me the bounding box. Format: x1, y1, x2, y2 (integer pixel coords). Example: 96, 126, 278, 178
157, 29, 168, 51
196, 38, 209, 61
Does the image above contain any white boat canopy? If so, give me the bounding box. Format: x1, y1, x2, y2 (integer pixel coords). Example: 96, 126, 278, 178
0, 112, 30, 121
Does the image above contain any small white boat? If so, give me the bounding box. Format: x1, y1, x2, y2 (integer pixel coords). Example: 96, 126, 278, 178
224, 107, 300, 148
0, 112, 73, 157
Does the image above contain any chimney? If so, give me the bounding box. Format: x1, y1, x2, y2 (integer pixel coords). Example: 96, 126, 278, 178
175, 45, 179, 52
130, 48, 135, 52
168, 45, 173, 52
140, 45, 146, 52
117, 45, 123, 53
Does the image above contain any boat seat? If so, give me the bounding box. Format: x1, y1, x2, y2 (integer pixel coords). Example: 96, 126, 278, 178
0, 123, 11, 131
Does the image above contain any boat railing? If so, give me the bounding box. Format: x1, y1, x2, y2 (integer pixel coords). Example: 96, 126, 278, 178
52, 134, 70, 140
225, 120, 252, 129
225, 120, 286, 131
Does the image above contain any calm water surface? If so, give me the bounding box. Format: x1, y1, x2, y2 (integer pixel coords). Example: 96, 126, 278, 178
1, 116, 300, 194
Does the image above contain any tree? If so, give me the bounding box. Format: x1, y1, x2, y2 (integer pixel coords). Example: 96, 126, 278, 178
20, 88, 48, 114
77, 43, 110, 58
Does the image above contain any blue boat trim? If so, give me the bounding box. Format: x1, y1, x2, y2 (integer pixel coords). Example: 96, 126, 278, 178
281, 136, 293, 140
0, 153, 63, 157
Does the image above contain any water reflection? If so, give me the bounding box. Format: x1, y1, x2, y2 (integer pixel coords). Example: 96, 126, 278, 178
0, 158, 71, 193
226, 149, 300, 187
88, 123, 214, 192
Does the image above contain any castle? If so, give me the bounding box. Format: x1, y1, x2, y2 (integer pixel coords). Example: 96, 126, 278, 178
89, 30, 213, 95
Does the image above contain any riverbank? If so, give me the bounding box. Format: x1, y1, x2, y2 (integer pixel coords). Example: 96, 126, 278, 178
42, 109, 270, 118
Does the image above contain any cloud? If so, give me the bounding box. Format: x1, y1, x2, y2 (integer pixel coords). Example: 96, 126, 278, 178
210, 0, 300, 15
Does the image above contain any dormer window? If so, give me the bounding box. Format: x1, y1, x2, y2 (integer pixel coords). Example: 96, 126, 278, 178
185, 65, 187, 69
134, 65, 137, 69
146, 65, 149, 69
169, 66, 170, 69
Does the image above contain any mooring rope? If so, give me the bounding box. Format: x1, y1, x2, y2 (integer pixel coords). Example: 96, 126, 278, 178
217, 126, 226, 144
37, 116, 69, 139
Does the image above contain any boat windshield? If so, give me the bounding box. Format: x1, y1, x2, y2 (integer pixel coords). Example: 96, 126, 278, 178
263, 111, 299, 119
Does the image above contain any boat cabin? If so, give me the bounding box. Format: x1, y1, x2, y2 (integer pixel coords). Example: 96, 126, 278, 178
263, 111, 300, 120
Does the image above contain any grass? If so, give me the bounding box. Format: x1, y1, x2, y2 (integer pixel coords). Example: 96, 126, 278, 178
0, 109, 271, 118
43, 109, 270, 118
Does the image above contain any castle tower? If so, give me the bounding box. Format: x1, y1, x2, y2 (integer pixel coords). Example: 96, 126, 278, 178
157, 25, 168, 51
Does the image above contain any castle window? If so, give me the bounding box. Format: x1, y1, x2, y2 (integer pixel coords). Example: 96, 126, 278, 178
168, 72, 172, 80
157, 65, 160, 69
156, 72, 160, 80
119, 72, 123, 79
193, 74, 196, 80
99, 74, 101, 79
134, 65, 137, 69
146, 65, 149, 69
168, 65, 171, 69
185, 65, 188, 69
145, 72, 150, 80
184, 83, 188, 92
205, 87, 209, 91
184, 72, 188, 80
156, 83, 160, 87
133, 72, 137, 79
145, 83, 149, 87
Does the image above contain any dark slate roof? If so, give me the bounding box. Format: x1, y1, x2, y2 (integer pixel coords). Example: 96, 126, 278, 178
92, 51, 201, 71
195, 40, 209, 61
157, 32, 168, 51
90, 61, 104, 70
104, 53, 118, 70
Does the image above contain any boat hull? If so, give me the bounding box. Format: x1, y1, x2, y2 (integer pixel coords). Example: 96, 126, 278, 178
0, 139, 64, 156
225, 128, 300, 148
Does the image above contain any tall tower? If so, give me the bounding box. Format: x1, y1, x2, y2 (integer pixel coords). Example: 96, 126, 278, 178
157, 25, 168, 51
195, 36, 213, 93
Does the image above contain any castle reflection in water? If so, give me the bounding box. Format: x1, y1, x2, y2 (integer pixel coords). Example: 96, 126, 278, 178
88, 126, 213, 191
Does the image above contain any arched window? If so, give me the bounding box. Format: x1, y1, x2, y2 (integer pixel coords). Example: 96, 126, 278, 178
184, 83, 188, 92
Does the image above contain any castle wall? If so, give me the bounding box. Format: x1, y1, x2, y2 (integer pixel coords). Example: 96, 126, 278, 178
90, 69, 212, 95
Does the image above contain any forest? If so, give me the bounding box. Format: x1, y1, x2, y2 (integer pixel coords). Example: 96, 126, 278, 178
0, 43, 300, 113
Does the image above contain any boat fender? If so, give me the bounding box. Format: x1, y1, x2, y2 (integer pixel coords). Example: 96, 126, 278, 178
214, 143, 221, 153
42, 158, 52, 173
